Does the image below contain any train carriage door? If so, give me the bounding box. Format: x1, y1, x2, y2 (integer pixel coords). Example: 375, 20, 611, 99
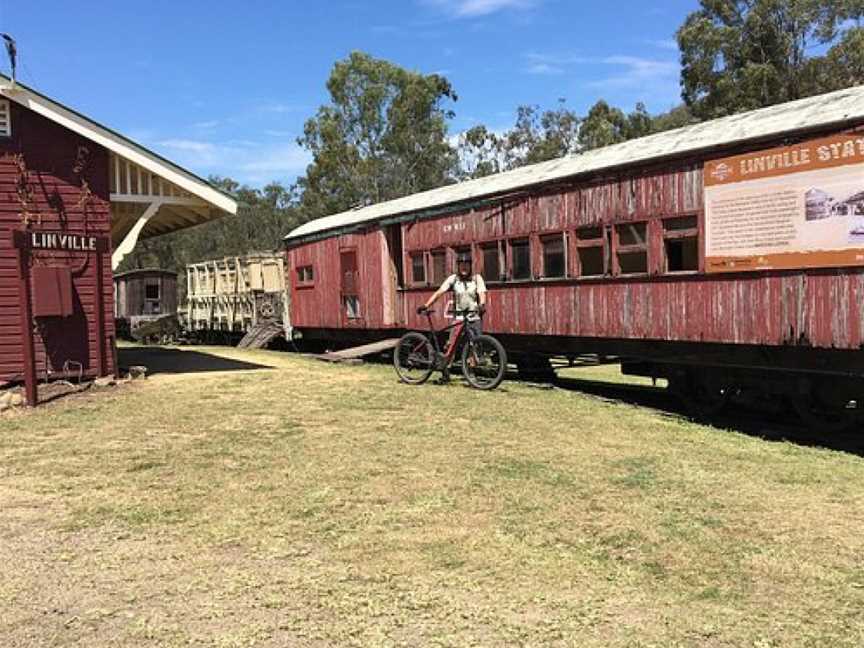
340, 249, 362, 326
383, 225, 404, 326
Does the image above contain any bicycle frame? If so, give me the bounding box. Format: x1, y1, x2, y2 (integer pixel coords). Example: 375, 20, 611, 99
420, 310, 479, 369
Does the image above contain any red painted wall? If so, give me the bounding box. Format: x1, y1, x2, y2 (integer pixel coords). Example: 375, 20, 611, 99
288, 231, 389, 330
285, 129, 864, 352
0, 102, 115, 384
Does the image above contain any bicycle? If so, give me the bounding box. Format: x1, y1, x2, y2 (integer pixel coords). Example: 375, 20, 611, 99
393, 307, 507, 390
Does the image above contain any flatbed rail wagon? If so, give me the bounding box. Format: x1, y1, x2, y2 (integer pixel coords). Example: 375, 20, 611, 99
185, 253, 288, 341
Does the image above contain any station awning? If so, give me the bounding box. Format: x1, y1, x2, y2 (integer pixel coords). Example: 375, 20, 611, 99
0, 75, 238, 269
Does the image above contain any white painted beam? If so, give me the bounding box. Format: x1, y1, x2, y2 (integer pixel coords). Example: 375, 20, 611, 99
111, 200, 163, 270
110, 193, 209, 208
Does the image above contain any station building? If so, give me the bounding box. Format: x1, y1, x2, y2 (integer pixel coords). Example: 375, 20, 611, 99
0, 75, 236, 401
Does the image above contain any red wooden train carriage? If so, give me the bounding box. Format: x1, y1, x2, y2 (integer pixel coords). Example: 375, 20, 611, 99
285, 86, 864, 427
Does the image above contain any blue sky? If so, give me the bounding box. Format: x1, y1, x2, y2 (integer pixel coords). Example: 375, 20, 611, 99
1, 0, 698, 186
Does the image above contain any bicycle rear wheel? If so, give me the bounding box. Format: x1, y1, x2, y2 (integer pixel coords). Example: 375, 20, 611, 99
394, 332, 436, 385
462, 334, 507, 390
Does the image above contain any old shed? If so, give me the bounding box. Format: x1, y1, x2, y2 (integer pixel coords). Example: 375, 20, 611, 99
114, 268, 178, 336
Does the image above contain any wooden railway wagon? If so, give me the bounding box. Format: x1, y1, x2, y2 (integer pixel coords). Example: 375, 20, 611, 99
113, 268, 178, 338
185, 253, 288, 337
284, 86, 864, 429
0, 76, 236, 402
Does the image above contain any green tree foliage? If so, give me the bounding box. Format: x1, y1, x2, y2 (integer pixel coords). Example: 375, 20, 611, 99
296, 51, 458, 219
454, 124, 504, 179
678, 0, 864, 119
455, 100, 693, 180
578, 101, 660, 151
455, 101, 581, 179
498, 102, 582, 168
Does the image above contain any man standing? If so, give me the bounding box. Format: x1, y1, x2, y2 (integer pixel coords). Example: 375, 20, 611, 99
419, 251, 487, 382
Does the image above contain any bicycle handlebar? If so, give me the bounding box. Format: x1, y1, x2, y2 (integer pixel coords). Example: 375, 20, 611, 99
417, 306, 484, 318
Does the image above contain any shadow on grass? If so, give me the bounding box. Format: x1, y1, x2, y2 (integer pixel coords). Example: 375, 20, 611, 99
118, 346, 273, 376
554, 376, 864, 458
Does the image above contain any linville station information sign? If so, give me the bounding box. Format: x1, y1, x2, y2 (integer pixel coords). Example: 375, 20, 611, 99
704, 134, 864, 273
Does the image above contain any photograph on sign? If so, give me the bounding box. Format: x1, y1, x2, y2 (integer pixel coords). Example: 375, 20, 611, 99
704, 135, 864, 273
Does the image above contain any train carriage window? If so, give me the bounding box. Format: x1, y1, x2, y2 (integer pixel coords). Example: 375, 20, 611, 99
144, 281, 161, 314
510, 239, 531, 280
296, 265, 314, 285
615, 222, 648, 275
575, 226, 605, 277
541, 234, 566, 278
431, 249, 447, 285
344, 295, 361, 319
663, 215, 699, 273
481, 242, 503, 282
410, 253, 426, 285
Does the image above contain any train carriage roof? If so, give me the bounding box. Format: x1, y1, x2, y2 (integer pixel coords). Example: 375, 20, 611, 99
285, 84, 864, 245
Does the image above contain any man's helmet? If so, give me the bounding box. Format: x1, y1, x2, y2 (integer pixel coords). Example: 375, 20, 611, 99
456, 251, 472, 265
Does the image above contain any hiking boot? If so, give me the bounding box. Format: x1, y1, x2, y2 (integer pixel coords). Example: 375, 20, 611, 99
435, 369, 451, 385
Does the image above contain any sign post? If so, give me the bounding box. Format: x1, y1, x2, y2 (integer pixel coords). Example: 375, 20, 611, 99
15, 243, 37, 406
11, 230, 110, 406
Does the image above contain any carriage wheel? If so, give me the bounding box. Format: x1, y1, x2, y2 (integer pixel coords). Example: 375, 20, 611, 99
673, 369, 732, 418
792, 381, 864, 433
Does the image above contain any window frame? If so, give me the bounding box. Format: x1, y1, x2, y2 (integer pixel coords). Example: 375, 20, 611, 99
613, 221, 650, 277
343, 295, 361, 320
540, 232, 567, 280
295, 264, 315, 288
429, 247, 448, 287
661, 214, 700, 274
508, 237, 532, 282
408, 251, 427, 287
573, 225, 608, 279
479, 239, 505, 284
144, 280, 161, 301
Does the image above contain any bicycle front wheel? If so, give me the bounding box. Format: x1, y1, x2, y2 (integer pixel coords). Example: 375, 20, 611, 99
394, 332, 436, 385
461, 334, 507, 390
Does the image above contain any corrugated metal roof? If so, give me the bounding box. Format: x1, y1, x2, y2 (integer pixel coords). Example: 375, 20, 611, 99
285, 84, 864, 243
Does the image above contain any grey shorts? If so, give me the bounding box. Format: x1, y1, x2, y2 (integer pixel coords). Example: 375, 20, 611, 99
464, 319, 482, 337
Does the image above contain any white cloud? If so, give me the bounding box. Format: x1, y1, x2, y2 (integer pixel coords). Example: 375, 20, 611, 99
263, 129, 297, 138
647, 38, 678, 51
157, 139, 215, 153
424, 0, 539, 18
152, 138, 310, 185
192, 119, 221, 129
258, 102, 307, 114
239, 145, 311, 174
522, 51, 679, 101
525, 62, 564, 76
586, 55, 678, 90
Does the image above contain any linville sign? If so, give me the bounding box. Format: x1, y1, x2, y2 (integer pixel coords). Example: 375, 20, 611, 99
12, 230, 109, 253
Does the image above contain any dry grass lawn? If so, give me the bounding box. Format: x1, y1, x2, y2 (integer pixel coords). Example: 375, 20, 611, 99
2, 345, 864, 647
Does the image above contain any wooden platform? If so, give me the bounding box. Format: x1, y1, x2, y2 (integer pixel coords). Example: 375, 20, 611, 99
315, 338, 400, 363
237, 322, 284, 349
